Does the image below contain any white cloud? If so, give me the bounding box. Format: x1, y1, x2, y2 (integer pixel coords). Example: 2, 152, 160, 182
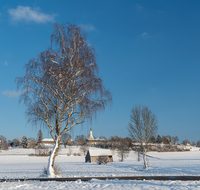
8, 6, 55, 23
138, 32, 149, 38
3, 90, 22, 98
80, 24, 96, 31
5, 61, 8, 66
141, 32, 147, 37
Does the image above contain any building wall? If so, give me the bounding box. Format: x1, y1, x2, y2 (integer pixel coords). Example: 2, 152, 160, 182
90, 155, 113, 163
41, 141, 55, 144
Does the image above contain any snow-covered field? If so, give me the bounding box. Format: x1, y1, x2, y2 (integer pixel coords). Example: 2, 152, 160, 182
0, 146, 200, 189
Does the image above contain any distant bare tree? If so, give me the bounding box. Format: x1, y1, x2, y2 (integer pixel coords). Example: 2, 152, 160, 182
61, 133, 71, 147
16, 22, 112, 177
0, 135, 6, 141
182, 139, 190, 145
29, 139, 37, 148
13, 138, 22, 147
123, 137, 133, 148
0, 135, 6, 149
191, 141, 196, 146
79, 144, 88, 156
117, 138, 131, 162
149, 136, 156, 143
172, 136, 179, 144
166, 135, 171, 143
197, 140, 200, 147
75, 135, 86, 146
108, 136, 121, 149
127, 105, 158, 169
2, 140, 9, 150
136, 147, 142, 161
162, 136, 170, 144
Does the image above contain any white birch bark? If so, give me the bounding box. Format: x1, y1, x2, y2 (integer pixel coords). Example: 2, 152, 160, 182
47, 138, 59, 177
143, 147, 148, 169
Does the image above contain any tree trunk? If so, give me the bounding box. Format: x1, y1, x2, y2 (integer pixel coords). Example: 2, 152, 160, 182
143, 147, 148, 169
138, 150, 140, 161
47, 137, 60, 177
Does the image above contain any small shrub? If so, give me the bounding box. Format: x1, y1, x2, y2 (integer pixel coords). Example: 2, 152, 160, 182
3, 140, 9, 150
43, 164, 62, 176
97, 156, 110, 165
53, 165, 62, 176
79, 145, 88, 156
73, 152, 82, 156
30, 147, 51, 156
148, 144, 190, 152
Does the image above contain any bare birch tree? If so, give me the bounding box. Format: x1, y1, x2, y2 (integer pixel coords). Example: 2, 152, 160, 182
16, 22, 112, 177
127, 105, 158, 169
172, 136, 179, 145
117, 138, 131, 162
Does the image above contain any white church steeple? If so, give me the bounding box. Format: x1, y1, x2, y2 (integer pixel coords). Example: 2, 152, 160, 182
88, 128, 94, 140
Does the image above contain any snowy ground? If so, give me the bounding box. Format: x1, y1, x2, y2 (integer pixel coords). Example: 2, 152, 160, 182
1, 179, 200, 190
0, 146, 200, 189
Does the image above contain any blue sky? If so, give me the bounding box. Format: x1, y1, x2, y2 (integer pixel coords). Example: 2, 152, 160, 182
1, 0, 200, 143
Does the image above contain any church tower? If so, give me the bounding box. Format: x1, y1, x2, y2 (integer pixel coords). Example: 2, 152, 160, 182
88, 128, 94, 140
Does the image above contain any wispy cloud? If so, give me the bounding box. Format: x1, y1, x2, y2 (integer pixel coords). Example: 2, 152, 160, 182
0, 61, 8, 66
138, 32, 149, 38
8, 6, 55, 23
3, 90, 23, 98
158, 10, 166, 14
138, 32, 161, 41
80, 24, 96, 31
141, 32, 147, 37
135, 3, 143, 12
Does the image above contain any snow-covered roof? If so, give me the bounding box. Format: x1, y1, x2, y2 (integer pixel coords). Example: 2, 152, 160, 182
87, 149, 113, 156
87, 138, 106, 141
42, 138, 54, 142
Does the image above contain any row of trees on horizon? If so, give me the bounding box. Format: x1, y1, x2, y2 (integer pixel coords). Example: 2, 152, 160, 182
0, 129, 199, 150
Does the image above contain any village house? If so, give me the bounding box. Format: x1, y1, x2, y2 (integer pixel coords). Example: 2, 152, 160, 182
85, 149, 113, 163
41, 138, 55, 145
